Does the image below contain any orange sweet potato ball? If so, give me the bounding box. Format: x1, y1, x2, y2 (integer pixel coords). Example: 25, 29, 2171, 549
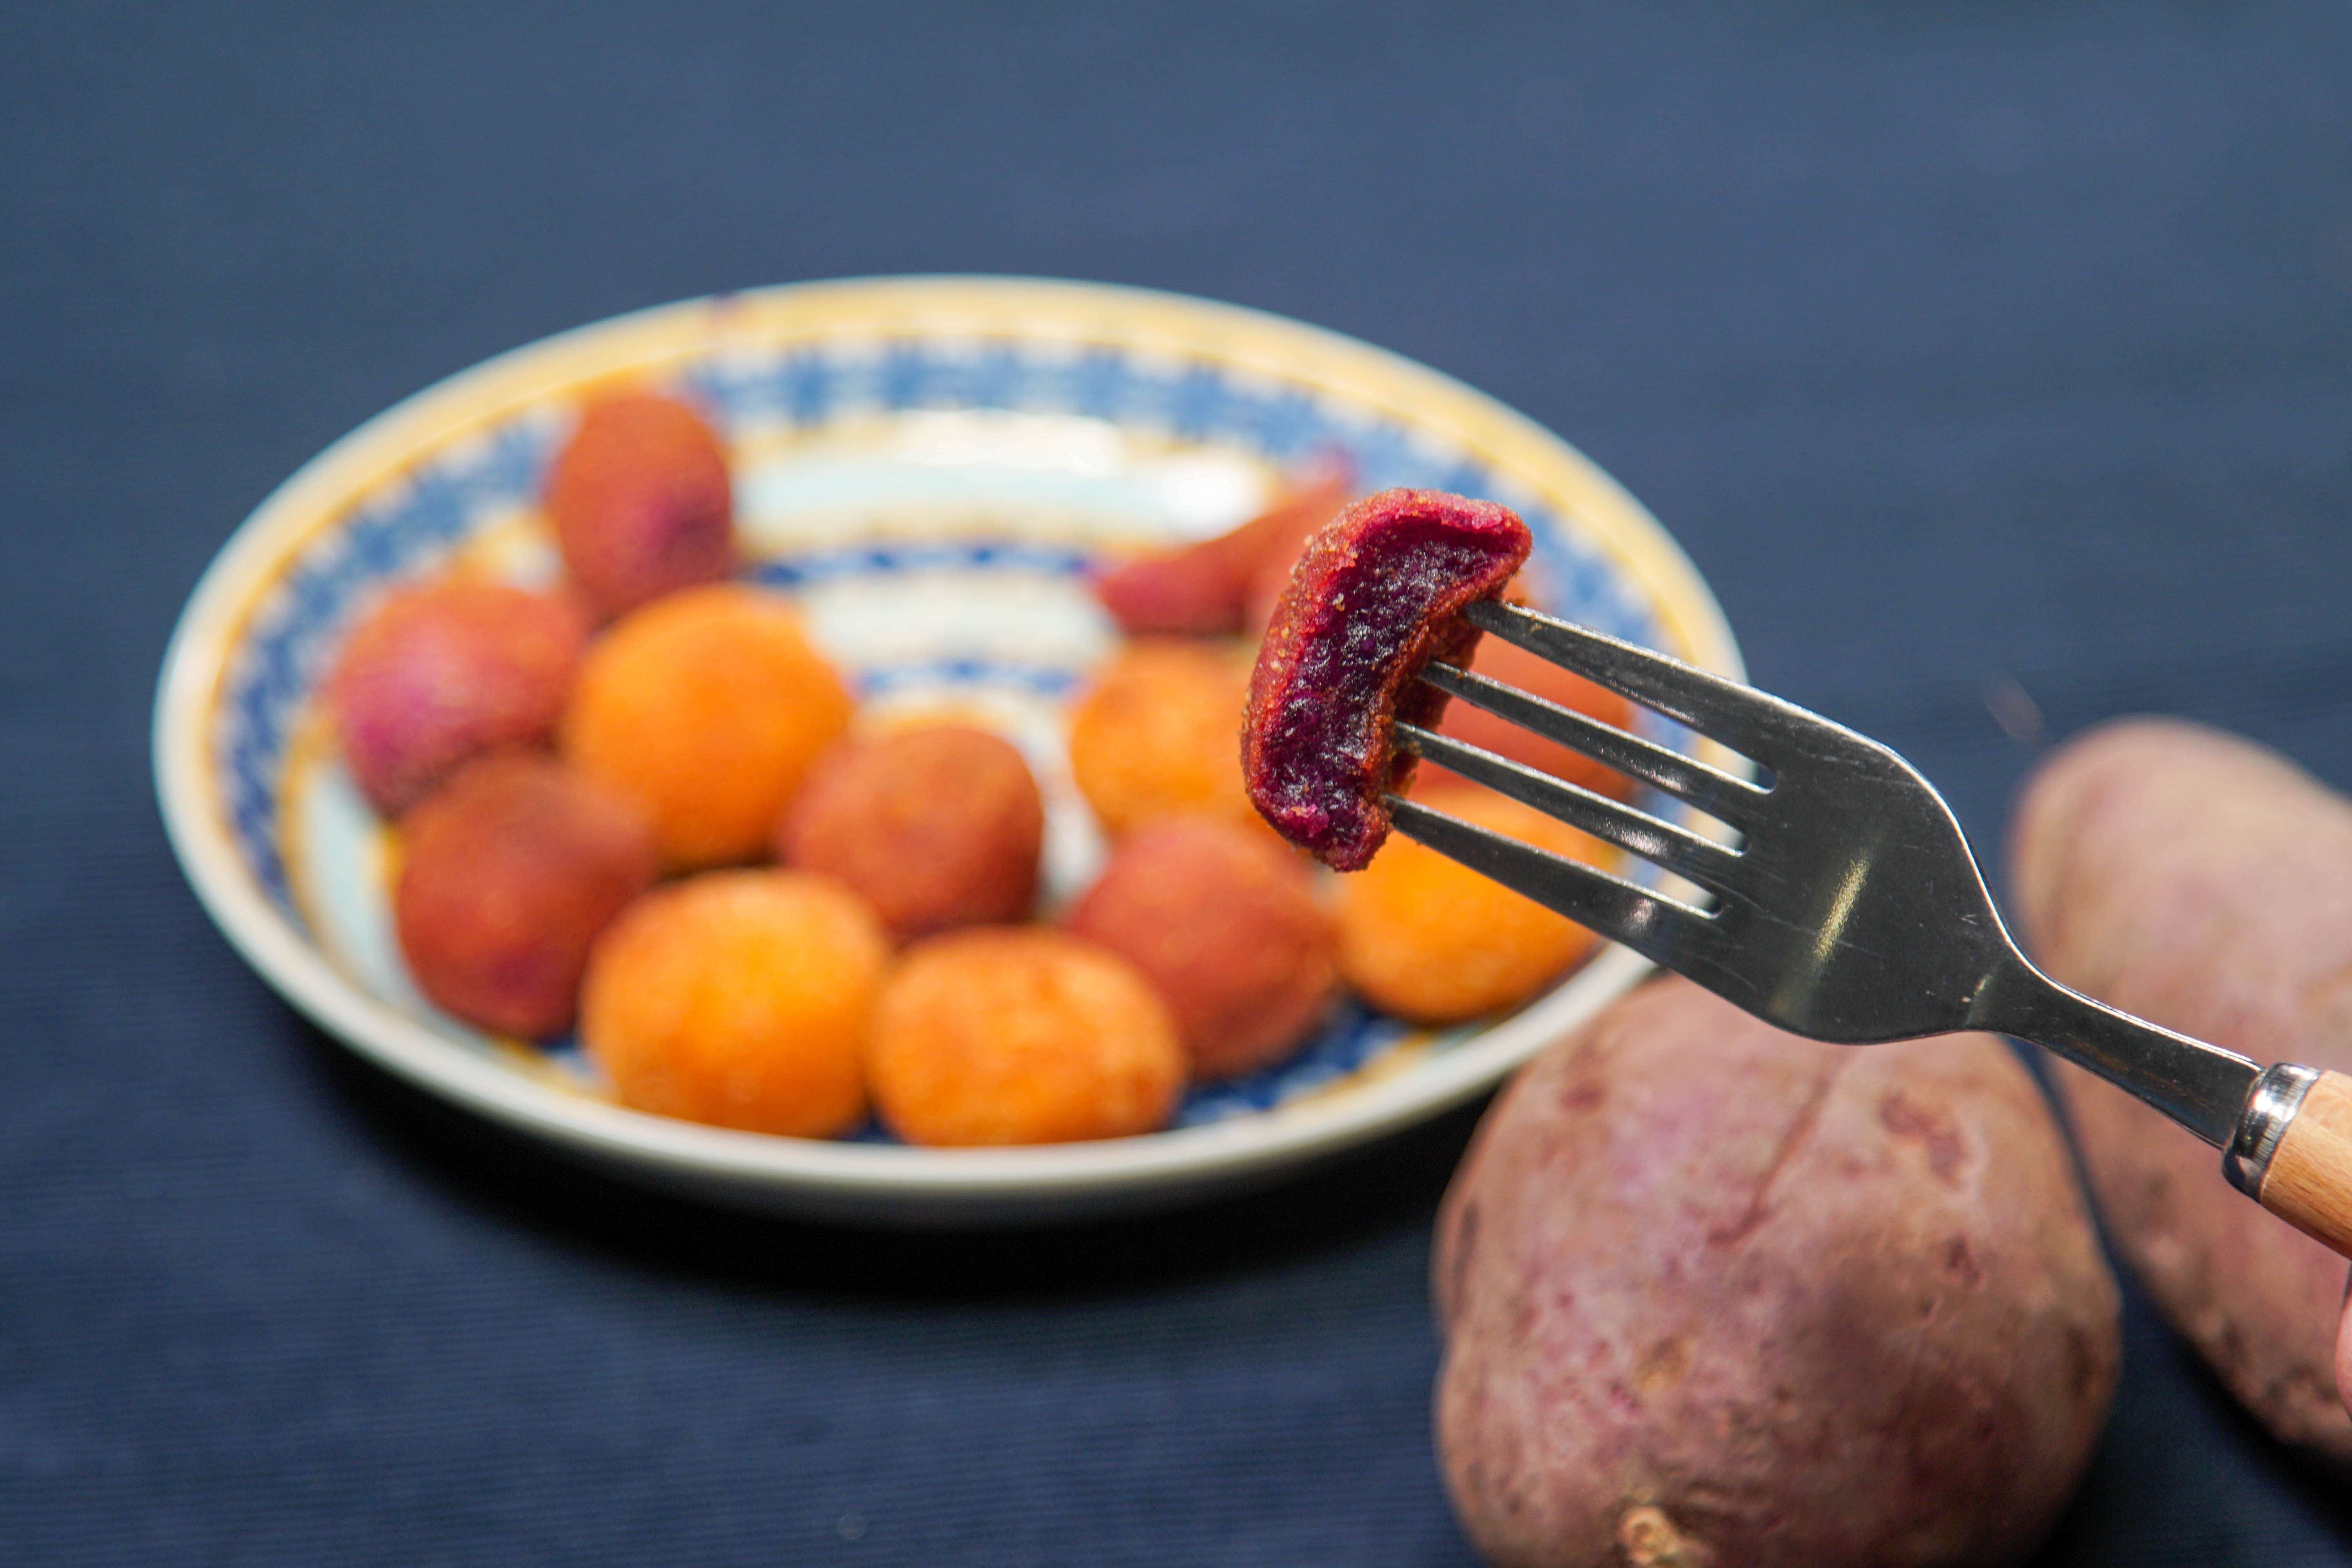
1066, 638, 1261, 839
867, 928, 1186, 1147
579, 869, 889, 1138
561, 584, 854, 869
1334, 785, 1608, 1025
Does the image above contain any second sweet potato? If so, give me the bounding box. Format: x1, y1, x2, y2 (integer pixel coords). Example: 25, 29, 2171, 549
2009, 717, 2352, 1465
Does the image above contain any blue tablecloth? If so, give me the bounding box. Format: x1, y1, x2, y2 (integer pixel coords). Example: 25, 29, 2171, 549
6, 3, 2350, 1562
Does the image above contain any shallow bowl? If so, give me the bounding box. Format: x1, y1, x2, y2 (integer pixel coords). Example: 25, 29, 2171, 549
154, 275, 1742, 1227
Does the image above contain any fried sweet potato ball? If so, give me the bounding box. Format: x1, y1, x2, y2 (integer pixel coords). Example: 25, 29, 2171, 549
1063, 817, 1336, 1080
327, 579, 588, 817
562, 584, 854, 869
393, 752, 659, 1038
776, 723, 1044, 943
545, 390, 736, 621
579, 869, 889, 1138
1066, 638, 1261, 839
1093, 459, 1351, 637
1333, 785, 1606, 1025
867, 928, 1186, 1146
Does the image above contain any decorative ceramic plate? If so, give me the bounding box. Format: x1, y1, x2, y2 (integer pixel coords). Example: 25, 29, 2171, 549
154, 276, 1743, 1227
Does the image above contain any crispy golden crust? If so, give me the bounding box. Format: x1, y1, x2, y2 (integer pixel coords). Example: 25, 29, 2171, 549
1067, 638, 1265, 839
1332, 786, 1602, 1025
561, 584, 853, 869
867, 928, 1185, 1146
579, 869, 888, 1138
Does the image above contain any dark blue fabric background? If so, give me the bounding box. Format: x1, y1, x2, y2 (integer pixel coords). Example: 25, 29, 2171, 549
5, 2, 2351, 1561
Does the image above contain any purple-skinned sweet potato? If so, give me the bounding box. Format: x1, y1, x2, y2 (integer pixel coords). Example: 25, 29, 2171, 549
2009, 717, 2352, 1464
1435, 976, 2119, 1568
327, 578, 589, 817
2341, 1307, 2352, 1430
1243, 488, 1530, 871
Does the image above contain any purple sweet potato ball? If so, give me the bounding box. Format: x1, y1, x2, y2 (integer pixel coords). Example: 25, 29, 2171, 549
327, 578, 589, 817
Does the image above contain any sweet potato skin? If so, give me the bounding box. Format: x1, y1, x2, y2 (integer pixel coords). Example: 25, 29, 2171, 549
2341, 1304, 2352, 1426
1436, 977, 2118, 1568
2008, 717, 2352, 1464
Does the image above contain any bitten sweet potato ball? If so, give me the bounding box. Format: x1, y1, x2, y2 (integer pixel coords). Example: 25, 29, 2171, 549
1066, 638, 1261, 838
867, 928, 1186, 1146
562, 584, 854, 869
545, 390, 737, 620
579, 869, 889, 1138
1334, 784, 1607, 1025
1064, 817, 1336, 1080
327, 579, 588, 817
1243, 489, 1531, 872
393, 751, 659, 1039
776, 723, 1044, 943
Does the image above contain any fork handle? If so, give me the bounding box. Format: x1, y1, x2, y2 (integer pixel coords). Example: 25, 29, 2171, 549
1981, 963, 2352, 1258
2227, 1066, 2352, 1257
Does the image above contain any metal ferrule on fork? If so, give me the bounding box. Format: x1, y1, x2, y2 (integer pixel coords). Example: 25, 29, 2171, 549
2225, 1063, 2322, 1198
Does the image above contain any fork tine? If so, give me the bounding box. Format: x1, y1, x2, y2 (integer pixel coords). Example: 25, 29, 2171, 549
1463, 599, 1798, 767
1416, 660, 1766, 825
1394, 722, 1743, 897
1386, 793, 1713, 965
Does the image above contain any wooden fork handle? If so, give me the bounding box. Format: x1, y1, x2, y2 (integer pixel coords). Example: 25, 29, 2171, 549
2240, 1068, 2352, 1259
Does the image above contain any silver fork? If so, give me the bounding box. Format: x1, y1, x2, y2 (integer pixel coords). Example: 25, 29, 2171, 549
1392, 598, 2352, 1260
